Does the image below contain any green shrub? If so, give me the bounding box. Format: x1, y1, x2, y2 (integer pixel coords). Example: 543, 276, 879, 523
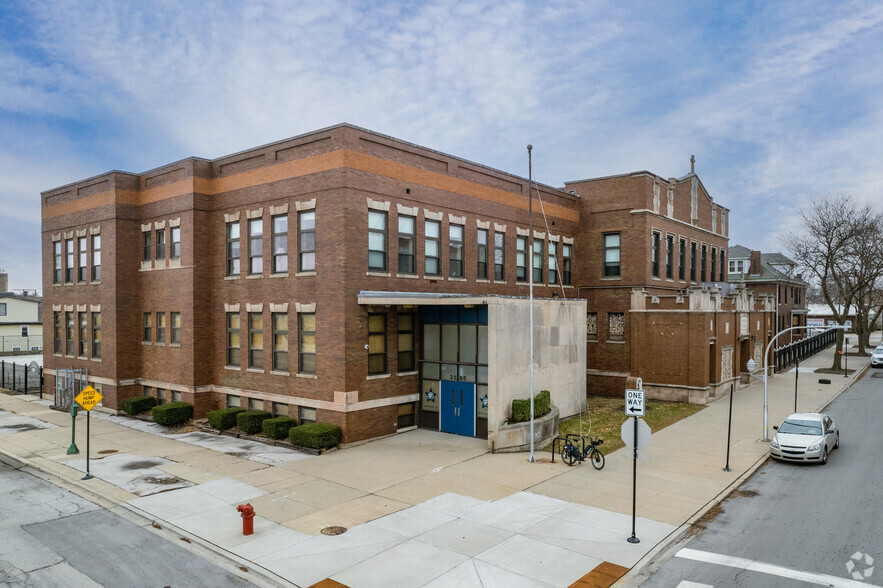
207, 407, 245, 430
121, 395, 156, 416
510, 390, 552, 424
262, 416, 296, 440
289, 423, 341, 449
237, 410, 271, 435
151, 402, 193, 426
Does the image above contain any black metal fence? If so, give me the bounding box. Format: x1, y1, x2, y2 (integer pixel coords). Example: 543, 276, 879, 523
0, 360, 43, 396
773, 329, 837, 372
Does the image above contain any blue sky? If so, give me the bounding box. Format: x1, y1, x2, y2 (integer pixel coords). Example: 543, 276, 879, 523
2, 1, 882, 293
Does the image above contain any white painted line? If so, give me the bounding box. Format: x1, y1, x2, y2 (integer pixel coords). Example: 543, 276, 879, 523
676, 581, 713, 587
675, 548, 878, 588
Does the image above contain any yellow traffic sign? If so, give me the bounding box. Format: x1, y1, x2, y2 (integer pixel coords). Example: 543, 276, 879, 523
75, 385, 103, 412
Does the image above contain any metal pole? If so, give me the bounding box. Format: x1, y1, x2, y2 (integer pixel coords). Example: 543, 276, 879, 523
628, 415, 639, 544
527, 144, 535, 463
794, 358, 799, 412
843, 336, 848, 377
724, 383, 733, 471
82, 410, 92, 480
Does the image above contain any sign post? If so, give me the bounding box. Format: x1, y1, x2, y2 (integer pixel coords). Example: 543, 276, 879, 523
74, 385, 103, 480
723, 383, 734, 472
622, 391, 650, 545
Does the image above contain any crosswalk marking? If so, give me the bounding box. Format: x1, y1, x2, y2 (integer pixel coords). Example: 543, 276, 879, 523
675, 548, 878, 588
676, 581, 713, 587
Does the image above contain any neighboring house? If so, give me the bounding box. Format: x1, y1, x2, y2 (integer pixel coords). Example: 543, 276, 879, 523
0, 292, 43, 354
805, 304, 860, 333
40, 124, 773, 446
727, 245, 808, 343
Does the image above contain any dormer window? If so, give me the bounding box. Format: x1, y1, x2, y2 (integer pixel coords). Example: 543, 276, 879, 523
728, 259, 746, 273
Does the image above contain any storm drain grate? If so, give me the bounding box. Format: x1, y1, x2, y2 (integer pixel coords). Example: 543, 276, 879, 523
320, 526, 347, 536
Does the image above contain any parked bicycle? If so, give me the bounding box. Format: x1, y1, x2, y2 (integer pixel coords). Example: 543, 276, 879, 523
559, 433, 605, 469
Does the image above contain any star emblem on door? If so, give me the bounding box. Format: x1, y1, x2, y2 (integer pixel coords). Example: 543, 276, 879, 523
481, 394, 488, 408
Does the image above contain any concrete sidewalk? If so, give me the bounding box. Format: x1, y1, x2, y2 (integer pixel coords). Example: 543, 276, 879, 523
0, 340, 874, 588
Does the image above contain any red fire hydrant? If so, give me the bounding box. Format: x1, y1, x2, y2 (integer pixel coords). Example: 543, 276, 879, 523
237, 503, 255, 536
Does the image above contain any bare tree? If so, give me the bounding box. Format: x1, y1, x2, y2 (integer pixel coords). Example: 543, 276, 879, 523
783, 195, 883, 370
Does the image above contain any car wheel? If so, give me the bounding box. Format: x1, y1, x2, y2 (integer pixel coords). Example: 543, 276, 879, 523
820, 448, 828, 465
834, 432, 839, 449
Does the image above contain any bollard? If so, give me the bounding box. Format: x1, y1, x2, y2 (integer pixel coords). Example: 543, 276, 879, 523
237, 503, 255, 536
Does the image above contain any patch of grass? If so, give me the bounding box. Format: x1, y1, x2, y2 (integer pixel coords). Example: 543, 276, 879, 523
545, 395, 705, 453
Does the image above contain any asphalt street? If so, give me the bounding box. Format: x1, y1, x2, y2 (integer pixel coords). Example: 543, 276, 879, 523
0, 459, 258, 588
639, 367, 883, 588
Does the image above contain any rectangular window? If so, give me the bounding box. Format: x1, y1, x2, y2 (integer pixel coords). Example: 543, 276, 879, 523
0, 303, 5, 316
679, 238, 686, 281
651, 232, 660, 278
170, 226, 181, 260
516, 236, 528, 282
171, 390, 181, 403
92, 312, 101, 359
700, 244, 707, 282
608, 312, 625, 341
562, 243, 572, 286
476, 228, 488, 280
397, 402, 416, 429
711, 247, 717, 282
271, 214, 289, 273
298, 406, 316, 424
142, 231, 151, 263
54, 311, 62, 354
533, 238, 544, 283
78, 237, 87, 282
666, 235, 674, 280
226, 313, 240, 367
142, 312, 152, 343
603, 233, 621, 277
170, 312, 181, 345
298, 211, 316, 272
248, 218, 263, 275
21, 325, 28, 338
719, 250, 725, 281
65, 312, 74, 355
729, 260, 739, 273
156, 312, 166, 344
398, 313, 415, 372
548, 240, 558, 285
249, 312, 263, 369
449, 224, 464, 278
53, 241, 62, 284
690, 242, 697, 282
226, 222, 240, 276
65, 239, 74, 282
368, 211, 387, 271
494, 231, 505, 281
272, 313, 288, 372
78, 312, 87, 356
425, 219, 440, 275
226, 394, 241, 408
586, 312, 598, 341
272, 402, 288, 418
91, 235, 101, 281
368, 313, 387, 375
248, 398, 263, 411
398, 215, 416, 275
299, 313, 316, 375
155, 228, 165, 260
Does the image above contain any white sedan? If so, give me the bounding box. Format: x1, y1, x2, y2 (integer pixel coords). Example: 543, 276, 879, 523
770, 413, 839, 465
871, 345, 883, 367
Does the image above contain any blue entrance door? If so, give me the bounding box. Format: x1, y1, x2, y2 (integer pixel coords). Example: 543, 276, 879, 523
440, 380, 475, 437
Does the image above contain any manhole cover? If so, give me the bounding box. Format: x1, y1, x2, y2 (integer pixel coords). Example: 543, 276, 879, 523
320, 526, 347, 536
98, 449, 118, 454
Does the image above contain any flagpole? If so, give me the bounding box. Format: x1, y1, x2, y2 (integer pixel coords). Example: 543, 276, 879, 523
528, 144, 535, 463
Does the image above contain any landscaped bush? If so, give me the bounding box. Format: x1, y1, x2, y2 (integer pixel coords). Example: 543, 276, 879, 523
262, 416, 296, 440
510, 390, 552, 424
207, 407, 245, 430
237, 410, 271, 435
120, 395, 156, 416
289, 423, 341, 449
151, 401, 193, 426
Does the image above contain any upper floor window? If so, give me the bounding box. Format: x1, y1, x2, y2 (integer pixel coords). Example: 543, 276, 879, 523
449, 224, 464, 278
398, 313, 415, 372
368, 312, 387, 375
226, 313, 240, 367
78, 313, 88, 356
248, 218, 263, 275
170, 312, 181, 345
21, 325, 28, 337
665, 235, 674, 280
678, 238, 686, 281
516, 236, 528, 282
425, 219, 440, 275
155, 228, 166, 260
248, 312, 263, 368
533, 238, 544, 283
0, 303, 5, 316
272, 313, 288, 372
142, 231, 151, 263
548, 241, 558, 285
170, 226, 181, 260
272, 214, 289, 274
53, 242, 62, 284
156, 312, 166, 344
603, 233, 620, 277
53, 311, 62, 354
299, 211, 315, 272
729, 259, 744, 273
65, 312, 74, 355
700, 244, 708, 282
651, 232, 660, 279
299, 313, 316, 375
494, 231, 505, 281
690, 242, 697, 282
142, 312, 152, 343
562, 243, 572, 285
711, 247, 717, 282
398, 215, 416, 275
78, 237, 87, 282
226, 222, 240, 276
92, 312, 101, 358
368, 211, 387, 272
65, 239, 74, 282
719, 250, 725, 281
91, 235, 101, 281
608, 312, 625, 341
477, 228, 488, 280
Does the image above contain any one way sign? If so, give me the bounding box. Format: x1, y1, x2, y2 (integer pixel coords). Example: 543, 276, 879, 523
625, 389, 645, 416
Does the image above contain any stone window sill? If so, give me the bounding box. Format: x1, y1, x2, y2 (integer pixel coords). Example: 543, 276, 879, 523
367, 373, 391, 380
296, 373, 318, 379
